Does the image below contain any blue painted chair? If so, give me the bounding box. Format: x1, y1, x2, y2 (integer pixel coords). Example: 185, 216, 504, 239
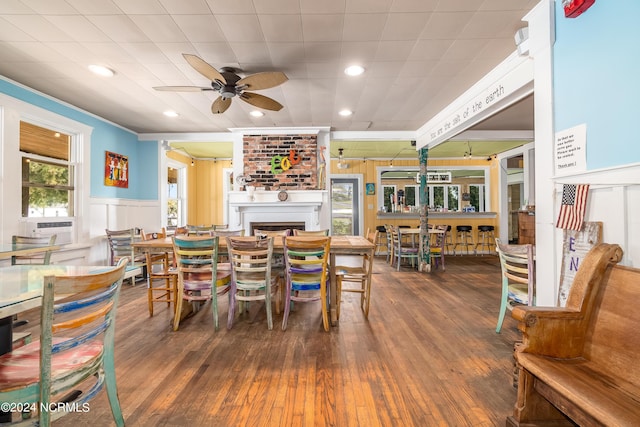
105, 228, 146, 283
0, 259, 129, 426
172, 235, 231, 331
495, 238, 535, 333
226, 236, 281, 330
281, 236, 331, 331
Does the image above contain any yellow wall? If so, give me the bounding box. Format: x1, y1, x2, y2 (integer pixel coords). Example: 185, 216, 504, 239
167, 151, 231, 226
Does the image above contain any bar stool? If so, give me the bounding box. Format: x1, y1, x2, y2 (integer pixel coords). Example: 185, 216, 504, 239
454, 225, 475, 255
444, 225, 454, 255
475, 225, 496, 255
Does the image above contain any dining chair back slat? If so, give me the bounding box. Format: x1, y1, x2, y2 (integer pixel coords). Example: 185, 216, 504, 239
292, 229, 329, 236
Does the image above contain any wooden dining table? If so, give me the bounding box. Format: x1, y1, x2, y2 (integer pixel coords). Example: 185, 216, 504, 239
133, 235, 375, 326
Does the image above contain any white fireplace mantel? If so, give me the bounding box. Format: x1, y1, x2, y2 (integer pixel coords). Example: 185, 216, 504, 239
228, 190, 327, 231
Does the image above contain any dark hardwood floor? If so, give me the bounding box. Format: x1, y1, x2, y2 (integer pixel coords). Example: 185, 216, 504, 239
20, 253, 521, 426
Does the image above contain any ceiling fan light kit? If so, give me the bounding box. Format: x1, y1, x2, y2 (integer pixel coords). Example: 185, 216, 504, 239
154, 54, 288, 115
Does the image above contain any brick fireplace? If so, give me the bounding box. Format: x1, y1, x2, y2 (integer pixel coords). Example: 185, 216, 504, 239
228, 131, 329, 235
243, 134, 318, 190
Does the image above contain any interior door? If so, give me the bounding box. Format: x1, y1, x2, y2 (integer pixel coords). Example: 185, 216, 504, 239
330, 178, 360, 236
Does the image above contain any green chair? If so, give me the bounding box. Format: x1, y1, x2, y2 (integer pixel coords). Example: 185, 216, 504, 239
172, 235, 231, 331
495, 238, 535, 333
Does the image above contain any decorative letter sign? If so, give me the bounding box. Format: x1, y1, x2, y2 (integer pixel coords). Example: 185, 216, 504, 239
270, 149, 301, 174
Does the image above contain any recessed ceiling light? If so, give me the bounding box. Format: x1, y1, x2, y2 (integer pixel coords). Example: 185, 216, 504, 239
250, 110, 264, 117
339, 109, 353, 117
88, 64, 115, 77
344, 65, 364, 76
163, 110, 179, 117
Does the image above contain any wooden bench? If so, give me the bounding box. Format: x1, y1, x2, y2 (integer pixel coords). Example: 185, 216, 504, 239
507, 243, 640, 427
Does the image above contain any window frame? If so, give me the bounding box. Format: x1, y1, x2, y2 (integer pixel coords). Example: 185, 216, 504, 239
21, 153, 75, 217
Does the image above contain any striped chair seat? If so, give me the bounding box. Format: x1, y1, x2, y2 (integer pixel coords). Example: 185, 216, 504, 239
0, 339, 102, 389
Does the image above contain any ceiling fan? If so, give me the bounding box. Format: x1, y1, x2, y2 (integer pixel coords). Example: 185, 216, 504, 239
153, 54, 288, 114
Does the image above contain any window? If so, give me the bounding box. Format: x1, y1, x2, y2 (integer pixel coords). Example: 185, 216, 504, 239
427, 185, 460, 211
404, 185, 419, 208
382, 184, 397, 212
20, 122, 74, 218
469, 184, 486, 212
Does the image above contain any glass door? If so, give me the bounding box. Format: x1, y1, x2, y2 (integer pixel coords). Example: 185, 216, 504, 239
330, 178, 360, 235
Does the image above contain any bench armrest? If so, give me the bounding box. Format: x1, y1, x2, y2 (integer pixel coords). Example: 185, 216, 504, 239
512, 306, 585, 358
513, 243, 623, 359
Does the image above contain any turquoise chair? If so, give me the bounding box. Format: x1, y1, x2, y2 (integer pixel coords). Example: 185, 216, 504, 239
172, 235, 231, 331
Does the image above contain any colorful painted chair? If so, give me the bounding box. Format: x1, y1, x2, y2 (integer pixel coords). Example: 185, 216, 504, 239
172, 235, 231, 331
429, 225, 448, 271
105, 228, 146, 283
0, 259, 129, 426
281, 236, 331, 331
391, 228, 418, 270
226, 236, 281, 330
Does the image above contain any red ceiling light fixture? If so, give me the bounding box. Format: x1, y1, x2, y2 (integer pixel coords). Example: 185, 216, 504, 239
562, 0, 595, 18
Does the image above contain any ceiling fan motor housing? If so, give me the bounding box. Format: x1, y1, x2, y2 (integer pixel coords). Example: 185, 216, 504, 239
221, 86, 238, 98
220, 71, 242, 98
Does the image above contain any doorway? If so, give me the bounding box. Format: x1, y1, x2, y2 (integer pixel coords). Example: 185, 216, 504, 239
167, 160, 186, 227
330, 177, 362, 236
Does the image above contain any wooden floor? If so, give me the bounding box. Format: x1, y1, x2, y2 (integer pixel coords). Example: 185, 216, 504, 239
21, 253, 522, 426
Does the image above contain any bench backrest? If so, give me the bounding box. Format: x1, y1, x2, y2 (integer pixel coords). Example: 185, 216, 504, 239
583, 264, 640, 394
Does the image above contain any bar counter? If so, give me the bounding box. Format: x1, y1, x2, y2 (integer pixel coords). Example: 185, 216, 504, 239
376, 211, 498, 239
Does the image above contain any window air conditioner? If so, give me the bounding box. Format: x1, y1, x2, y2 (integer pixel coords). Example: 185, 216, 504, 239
20, 218, 75, 245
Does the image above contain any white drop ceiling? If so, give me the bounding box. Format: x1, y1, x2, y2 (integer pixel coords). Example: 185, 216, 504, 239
0, 0, 537, 158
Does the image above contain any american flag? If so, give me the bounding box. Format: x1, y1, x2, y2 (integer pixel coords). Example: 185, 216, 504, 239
556, 184, 590, 231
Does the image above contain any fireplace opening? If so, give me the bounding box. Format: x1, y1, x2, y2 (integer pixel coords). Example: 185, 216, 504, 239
250, 222, 305, 236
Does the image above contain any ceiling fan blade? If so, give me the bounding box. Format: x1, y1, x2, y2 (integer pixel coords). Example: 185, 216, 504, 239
237, 72, 288, 90
183, 53, 226, 84
211, 96, 232, 114
153, 86, 212, 92
240, 92, 284, 111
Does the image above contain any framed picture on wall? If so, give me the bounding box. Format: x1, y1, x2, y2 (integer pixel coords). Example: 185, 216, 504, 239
366, 182, 375, 195
104, 151, 129, 188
